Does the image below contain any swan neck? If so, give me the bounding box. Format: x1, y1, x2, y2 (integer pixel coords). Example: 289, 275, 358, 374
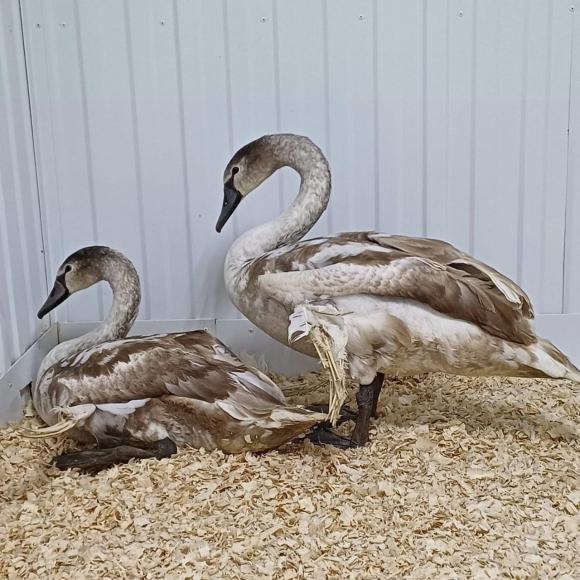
228, 143, 330, 264
35, 257, 140, 384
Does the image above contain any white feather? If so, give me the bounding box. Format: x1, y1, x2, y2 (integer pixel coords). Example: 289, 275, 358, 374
95, 398, 151, 416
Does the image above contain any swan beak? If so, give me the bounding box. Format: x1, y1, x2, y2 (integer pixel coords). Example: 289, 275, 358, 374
216, 185, 242, 232
38, 278, 69, 319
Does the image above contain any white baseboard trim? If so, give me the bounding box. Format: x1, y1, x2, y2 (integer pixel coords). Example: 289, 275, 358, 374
1, 313, 577, 427
215, 319, 319, 376
0, 325, 58, 425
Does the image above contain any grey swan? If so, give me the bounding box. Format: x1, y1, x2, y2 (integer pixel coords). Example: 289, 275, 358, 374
215, 133, 580, 447
25, 246, 328, 470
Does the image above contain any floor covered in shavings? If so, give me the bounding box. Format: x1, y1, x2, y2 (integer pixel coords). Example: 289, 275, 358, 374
0, 371, 579, 578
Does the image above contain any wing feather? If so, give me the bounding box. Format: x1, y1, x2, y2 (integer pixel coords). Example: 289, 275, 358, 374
46, 331, 287, 420
251, 232, 535, 344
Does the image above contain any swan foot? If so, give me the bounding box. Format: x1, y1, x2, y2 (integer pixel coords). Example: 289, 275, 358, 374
304, 425, 358, 449
305, 404, 357, 426
52, 437, 177, 471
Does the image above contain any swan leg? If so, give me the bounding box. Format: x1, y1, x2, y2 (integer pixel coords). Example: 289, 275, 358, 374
302, 375, 384, 449
351, 373, 384, 446
370, 372, 385, 419
52, 437, 177, 472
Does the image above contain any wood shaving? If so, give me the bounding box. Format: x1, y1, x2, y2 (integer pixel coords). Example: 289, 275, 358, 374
1, 372, 579, 578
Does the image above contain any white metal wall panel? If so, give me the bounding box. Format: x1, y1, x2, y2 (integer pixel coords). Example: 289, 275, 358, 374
276, 0, 330, 237
0, 0, 47, 376
517, 1, 573, 314
175, 0, 233, 320
326, 0, 377, 234
471, 1, 572, 314
18, 0, 580, 326
565, 2, 580, 314
431, 0, 475, 251
377, 0, 425, 237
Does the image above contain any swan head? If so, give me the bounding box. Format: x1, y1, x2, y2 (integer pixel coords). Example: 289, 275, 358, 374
216, 134, 328, 232
38, 246, 135, 319
216, 135, 285, 232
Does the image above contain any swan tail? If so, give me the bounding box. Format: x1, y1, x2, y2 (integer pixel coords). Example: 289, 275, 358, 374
20, 419, 78, 438
254, 407, 328, 447
531, 338, 580, 382
20, 403, 96, 439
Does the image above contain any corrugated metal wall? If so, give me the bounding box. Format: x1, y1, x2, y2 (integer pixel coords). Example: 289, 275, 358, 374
0, 0, 48, 377
13, 1, 580, 329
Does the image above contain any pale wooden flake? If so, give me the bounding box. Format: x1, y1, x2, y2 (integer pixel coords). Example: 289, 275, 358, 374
0, 371, 578, 578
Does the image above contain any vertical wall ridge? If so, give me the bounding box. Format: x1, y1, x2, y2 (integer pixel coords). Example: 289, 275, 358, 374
0, 0, 48, 375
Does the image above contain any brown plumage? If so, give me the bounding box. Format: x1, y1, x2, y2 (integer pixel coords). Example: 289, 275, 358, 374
36, 330, 324, 454
27, 246, 326, 469
216, 133, 580, 447
253, 232, 536, 345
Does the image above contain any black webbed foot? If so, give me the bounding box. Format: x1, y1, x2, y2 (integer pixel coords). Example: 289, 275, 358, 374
52, 437, 177, 472
305, 425, 359, 449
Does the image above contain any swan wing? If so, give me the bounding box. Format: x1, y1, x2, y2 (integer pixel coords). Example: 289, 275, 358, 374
44, 331, 287, 419
254, 232, 535, 345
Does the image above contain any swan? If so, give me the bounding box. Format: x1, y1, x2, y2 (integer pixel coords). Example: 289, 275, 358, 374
215, 133, 580, 447
25, 245, 327, 470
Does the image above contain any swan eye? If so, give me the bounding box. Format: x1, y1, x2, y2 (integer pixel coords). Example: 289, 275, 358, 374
64, 265, 72, 273
231, 166, 240, 175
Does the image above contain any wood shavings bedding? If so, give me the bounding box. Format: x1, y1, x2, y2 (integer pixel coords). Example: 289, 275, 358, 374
0, 372, 579, 579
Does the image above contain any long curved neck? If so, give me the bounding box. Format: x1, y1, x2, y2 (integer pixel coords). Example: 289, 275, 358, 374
36, 257, 140, 383
227, 137, 331, 266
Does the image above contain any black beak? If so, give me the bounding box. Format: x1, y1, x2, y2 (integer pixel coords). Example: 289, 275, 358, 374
216, 182, 242, 233
38, 277, 70, 319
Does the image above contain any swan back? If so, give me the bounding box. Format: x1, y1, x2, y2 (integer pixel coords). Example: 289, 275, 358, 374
34, 331, 288, 426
